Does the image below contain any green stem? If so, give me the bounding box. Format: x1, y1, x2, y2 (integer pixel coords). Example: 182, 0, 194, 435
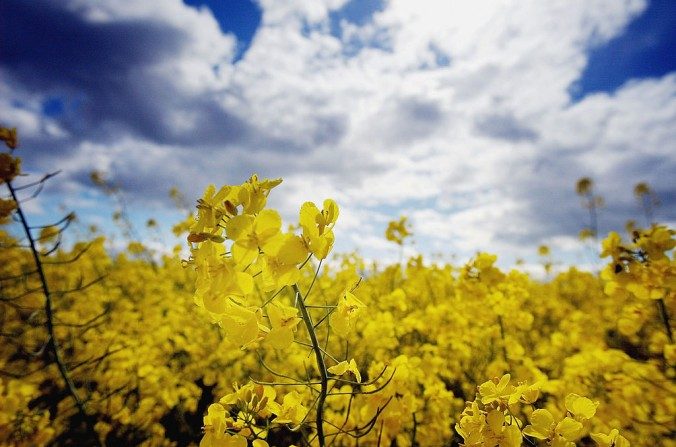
293, 284, 327, 447
7, 181, 102, 446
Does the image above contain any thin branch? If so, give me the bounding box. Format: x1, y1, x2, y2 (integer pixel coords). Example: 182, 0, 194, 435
13, 171, 61, 191
6, 180, 102, 446
42, 242, 93, 265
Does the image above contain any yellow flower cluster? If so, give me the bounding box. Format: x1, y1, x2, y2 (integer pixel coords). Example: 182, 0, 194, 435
457, 373, 631, 447
186, 175, 342, 348
601, 226, 675, 301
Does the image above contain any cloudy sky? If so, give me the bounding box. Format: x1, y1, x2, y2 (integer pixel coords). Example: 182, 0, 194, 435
1, 0, 674, 270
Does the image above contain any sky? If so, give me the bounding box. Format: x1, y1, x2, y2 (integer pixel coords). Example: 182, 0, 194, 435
1, 0, 675, 272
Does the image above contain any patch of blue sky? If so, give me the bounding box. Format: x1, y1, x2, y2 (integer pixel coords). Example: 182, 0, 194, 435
326, 0, 390, 57
183, 0, 261, 62
41, 97, 65, 117
570, 0, 676, 101
418, 42, 452, 70
329, 0, 385, 36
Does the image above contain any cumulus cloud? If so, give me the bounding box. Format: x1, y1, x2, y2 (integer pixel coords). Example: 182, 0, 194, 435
1, 0, 673, 267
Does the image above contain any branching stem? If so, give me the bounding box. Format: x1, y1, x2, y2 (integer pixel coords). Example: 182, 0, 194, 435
7, 181, 101, 446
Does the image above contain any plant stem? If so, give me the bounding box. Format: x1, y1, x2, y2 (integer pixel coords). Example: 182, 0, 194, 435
656, 298, 673, 343
587, 192, 598, 239
7, 181, 102, 446
293, 283, 328, 447
498, 315, 508, 362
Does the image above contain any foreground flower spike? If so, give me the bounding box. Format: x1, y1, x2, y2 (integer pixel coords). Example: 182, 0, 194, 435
185, 175, 359, 447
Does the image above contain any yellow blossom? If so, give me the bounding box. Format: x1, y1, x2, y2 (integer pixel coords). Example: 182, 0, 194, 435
330, 289, 365, 336
327, 359, 362, 383
591, 429, 631, 447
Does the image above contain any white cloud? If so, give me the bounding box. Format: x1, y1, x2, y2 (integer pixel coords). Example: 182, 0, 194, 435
3, 0, 674, 270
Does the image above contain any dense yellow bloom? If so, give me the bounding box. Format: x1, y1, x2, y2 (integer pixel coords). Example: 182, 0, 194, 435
2, 159, 673, 447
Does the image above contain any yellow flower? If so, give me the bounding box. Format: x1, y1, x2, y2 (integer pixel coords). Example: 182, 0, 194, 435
0, 153, 21, 184
299, 199, 338, 259
191, 184, 234, 235
327, 358, 362, 383
455, 401, 485, 446
238, 174, 282, 215
515, 381, 541, 404
600, 231, 624, 259
219, 303, 261, 349
385, 216, 412, 245
201, 404, 248, 447
265, 302, 301, 350
490, 412, 522, 447
564, 393, 598, 421
194, 258, 253, 314
227, 209, 282, 265
575, 177, 593, 195
0, 127, 18, 149
591, 429, 630, 447
330, 289, 365, 336
257, 233, 308, 291
523, 409, 583, 445
269, 391, 307, 426
478, 374, 514, 405
0, 198, 16, 222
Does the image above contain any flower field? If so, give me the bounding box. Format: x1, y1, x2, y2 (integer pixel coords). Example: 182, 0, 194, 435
1, 129, 674, 446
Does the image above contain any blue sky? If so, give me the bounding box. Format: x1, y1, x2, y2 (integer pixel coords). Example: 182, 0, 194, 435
1, 0, 674, 272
